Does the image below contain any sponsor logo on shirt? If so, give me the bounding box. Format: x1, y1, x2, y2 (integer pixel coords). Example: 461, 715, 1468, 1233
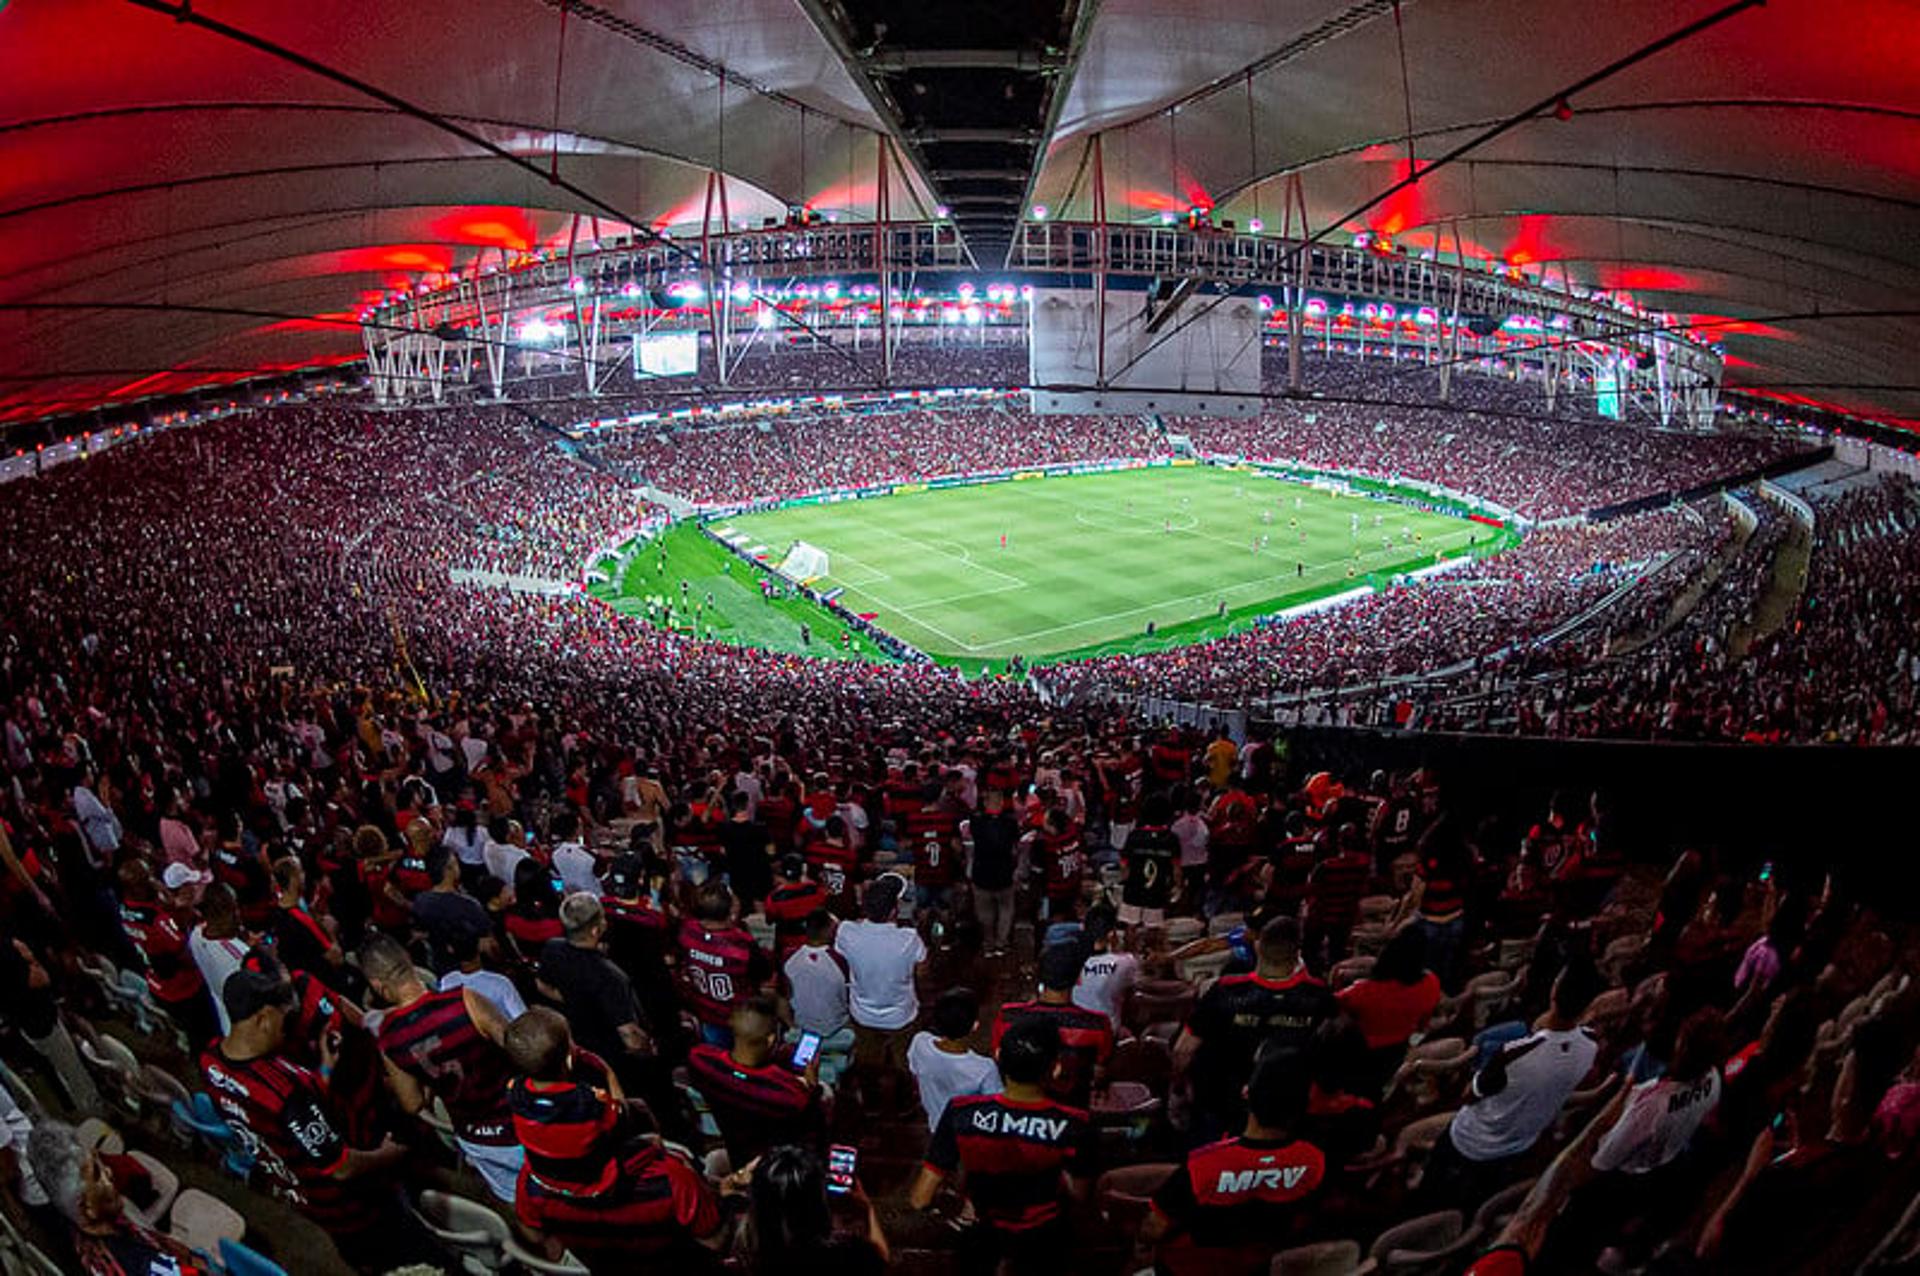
972, 1108, 1069, 1140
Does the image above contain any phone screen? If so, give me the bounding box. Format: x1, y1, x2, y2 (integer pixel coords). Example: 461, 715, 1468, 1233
791, 1031, 822, 1072
826, 1143, 857, 1195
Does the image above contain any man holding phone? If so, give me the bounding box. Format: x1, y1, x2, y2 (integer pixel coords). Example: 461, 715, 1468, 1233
687, 996, 826, 1169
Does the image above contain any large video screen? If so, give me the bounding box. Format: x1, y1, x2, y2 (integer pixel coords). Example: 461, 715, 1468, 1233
1595, 365, 1623, 420
635, 332, 700, 378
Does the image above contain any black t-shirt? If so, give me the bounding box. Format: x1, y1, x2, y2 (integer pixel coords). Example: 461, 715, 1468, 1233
539, 939, 646, 1064
719, 821, 774, 900
0, 939, 57, 1038
1123, 826, 1180, 908
411, 889, 492, 974
970, 812, 1021, 891
1187, 971, 1335, 1120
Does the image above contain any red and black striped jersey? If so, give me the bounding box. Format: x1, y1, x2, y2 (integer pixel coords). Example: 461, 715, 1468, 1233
1039, 825, 1086, 901
515, 1137, 720, 1269
991, 1001, 1114, 1110
1417, 855, 1467, 920
1150, 1135, 1326, 1273
508, 1076, 626, 1197
674, 918, 769, 1027
685, 1043, 821, 1163
765, 880, 830, 960
199, 1045, 381, 1234
1149, 740, 1190, 785
902, 807, 962, 887
923, 1093, 1093, 1233
119, 901, 203, 1003
1306, 851, 1373, 928
374, 988, 515, 1145
801, 840, 858, 900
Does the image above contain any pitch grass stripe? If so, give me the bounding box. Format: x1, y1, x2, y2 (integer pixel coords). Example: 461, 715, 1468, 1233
725, 466, 1492, 663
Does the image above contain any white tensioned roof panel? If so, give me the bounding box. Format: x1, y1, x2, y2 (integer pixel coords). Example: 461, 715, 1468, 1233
1034, 0, 1920, 425
0, 0, 932, 421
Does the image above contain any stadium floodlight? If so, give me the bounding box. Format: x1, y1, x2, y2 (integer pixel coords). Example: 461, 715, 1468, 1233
621, 282, 642, 299
1030, 204, 1048, 221
568, 277, 585, 294
756, 307, 777, 329
934, 204, 951, 218
1248, 218, 1264, 233
518, 318, 558, 344
964, 306, 983, 325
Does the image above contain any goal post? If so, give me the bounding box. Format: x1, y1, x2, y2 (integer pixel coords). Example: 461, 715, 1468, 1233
776, 540, 831, 585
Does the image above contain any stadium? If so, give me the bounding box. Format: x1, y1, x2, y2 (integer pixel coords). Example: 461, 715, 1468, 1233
0, 3, 1917, 1275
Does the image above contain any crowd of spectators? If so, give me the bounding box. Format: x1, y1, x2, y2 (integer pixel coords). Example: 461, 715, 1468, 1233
590, 406, 1163, 507
1037, 505, 1726, 711
1352, 479, 1920, 744
1173, 404, 1806, 522
0, 373, 1915, 1275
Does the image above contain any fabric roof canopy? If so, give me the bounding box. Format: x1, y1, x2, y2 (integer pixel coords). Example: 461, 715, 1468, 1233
3, 0, 1917, 426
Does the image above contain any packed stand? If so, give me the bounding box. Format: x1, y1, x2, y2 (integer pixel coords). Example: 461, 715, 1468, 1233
589, 405, 1166, 507
1171, 403, 1808, 522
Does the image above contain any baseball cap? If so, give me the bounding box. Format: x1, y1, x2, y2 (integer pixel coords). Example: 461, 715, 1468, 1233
161, 863, 211, 892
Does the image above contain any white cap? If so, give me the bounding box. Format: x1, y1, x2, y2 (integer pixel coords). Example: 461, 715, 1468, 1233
161, 863, 210, 892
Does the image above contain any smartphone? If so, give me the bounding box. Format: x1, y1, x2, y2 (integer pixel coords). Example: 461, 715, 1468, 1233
826, 1143, 857, 1196
791, 1030, 822, 1073
1758, 861, 1774, 884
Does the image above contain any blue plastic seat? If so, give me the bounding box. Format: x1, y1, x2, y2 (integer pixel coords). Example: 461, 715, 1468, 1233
219, 1239, 288, 1276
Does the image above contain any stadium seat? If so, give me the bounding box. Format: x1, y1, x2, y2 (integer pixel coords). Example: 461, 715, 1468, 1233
1106, 1037, 1173, 1097
1274, 1239, 1363, 1276
220, 1239, 290, 1276
1095, 1163, 1176, 1232
1358, 1209, 1465, 1274
1207, 912, 1245, 937
1175, 947, 1232, 988
1125, 981, 1196, 1033
168, 1187, 246, 1255
503, 1235, 592, 1274
1473, 1177, 1538, 1237
1163, 918, 1205, 945
124, 1151, 179, 1229
1462, 971, 1519, 1030
415, 1189, 512, 1273
1329, 956, 1375, 990
74, 1118, 124, 1157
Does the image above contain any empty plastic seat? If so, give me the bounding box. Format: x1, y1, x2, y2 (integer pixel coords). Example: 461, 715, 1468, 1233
1273, 1238, 1362, 1276
124, 1151, 179, 1229
219, 1239, 290, 1276
502, 1236, 592, 1274
74, 1118, 125, 1157
415, 1188, 512, 1273
1095, 1163, 1177, 1232
168, 1187, 245, 1254
1365, 1209, 1465, 1273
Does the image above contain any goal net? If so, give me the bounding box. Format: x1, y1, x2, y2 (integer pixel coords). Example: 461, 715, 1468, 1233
776, 540, 831, 584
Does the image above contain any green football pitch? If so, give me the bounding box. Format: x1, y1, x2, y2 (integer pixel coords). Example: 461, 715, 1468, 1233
699, 464, 1502, 669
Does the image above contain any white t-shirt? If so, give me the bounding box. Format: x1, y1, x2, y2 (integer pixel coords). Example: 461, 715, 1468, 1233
439, 969, 527, 1021
1592, 1070, 1721, 1175
1073, 951, 1139, 1029
442, 825, 491, 868
189, 926, 252, 1034
784, 944, 852, 1037
486, 839, 531, 886
552, 842, 599, 896
908, 1033, 1000, 1129
1172, 813, 1211, 869
1449, 1026, 1599, 1162
833, 920, 926, 1030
